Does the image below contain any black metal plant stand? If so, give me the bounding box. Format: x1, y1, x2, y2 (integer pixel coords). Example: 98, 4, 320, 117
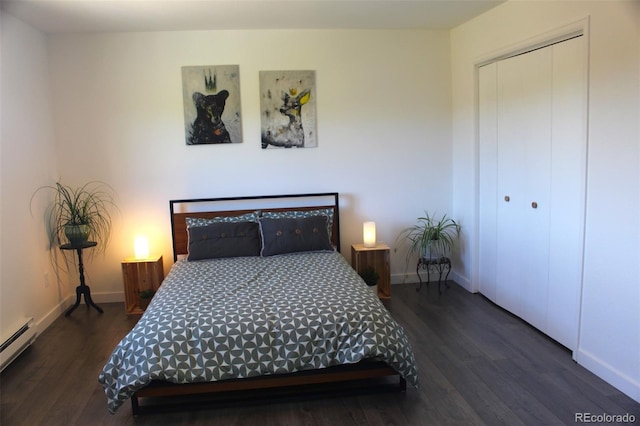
60, 241, 103, 316
416, 256, 451, 294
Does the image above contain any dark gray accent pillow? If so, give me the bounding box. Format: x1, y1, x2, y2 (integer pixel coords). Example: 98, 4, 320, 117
261, 208, 334, 240
259, 215, 334, 257
187, 221, 260, 261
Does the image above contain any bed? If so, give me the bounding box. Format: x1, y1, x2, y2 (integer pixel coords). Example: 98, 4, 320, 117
98, 193, 419, 414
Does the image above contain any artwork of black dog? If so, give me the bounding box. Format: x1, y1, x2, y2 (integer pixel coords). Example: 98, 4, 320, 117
188, 90, 232, 144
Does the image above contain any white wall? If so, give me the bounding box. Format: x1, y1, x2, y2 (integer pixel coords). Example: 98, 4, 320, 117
41, 29, 452, 297
0, 12, 62, 339
451, 1, 639, 402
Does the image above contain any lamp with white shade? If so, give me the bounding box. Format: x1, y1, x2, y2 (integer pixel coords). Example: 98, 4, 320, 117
134, 235, 149, 259
363, 221, 376, 248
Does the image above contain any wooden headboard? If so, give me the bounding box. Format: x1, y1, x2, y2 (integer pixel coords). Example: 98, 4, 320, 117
169, 193, 340, 261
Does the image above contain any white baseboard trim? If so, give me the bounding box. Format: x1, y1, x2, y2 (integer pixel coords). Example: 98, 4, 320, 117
450, 271, 474, 293
575, 348, 640, 403
35, 295, 73, 336
391, 273, 413, 285
35, 292, 124, 338
391, 269, 473, 292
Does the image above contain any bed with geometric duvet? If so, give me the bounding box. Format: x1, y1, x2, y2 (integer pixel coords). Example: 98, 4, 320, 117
99, 193, 419, 414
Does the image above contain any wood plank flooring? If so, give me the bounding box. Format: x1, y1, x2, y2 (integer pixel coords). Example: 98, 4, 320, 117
1, 282, 638, 425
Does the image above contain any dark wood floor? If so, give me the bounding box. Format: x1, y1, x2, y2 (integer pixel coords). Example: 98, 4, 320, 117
1, 282, 638, 425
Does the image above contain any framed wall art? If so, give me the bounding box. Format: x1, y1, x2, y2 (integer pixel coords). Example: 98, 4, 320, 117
259, 70, 317, 149
182, 65, 243, 145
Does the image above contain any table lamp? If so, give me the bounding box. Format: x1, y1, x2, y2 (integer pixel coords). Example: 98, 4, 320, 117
363, 222, 376, 248
134, 236, 149, 259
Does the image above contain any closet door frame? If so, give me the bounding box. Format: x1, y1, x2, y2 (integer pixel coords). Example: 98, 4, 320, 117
474, 17, 590, 355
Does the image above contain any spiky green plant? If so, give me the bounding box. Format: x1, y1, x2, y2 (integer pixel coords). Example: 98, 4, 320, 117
31, 181, 117, 255
396, 211, 461, 267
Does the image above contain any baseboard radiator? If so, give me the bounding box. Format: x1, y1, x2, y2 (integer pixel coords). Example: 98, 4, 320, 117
0, 318, 37, 372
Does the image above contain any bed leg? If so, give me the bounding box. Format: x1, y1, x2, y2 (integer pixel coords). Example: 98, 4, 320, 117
399, 376, 407, 392
131, 394, 140, 415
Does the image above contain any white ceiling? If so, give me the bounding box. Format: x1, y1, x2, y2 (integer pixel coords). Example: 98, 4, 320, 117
1, 0, 504, 34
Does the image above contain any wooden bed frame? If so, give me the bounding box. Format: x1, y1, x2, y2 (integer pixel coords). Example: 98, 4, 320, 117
130, 193, 405, 414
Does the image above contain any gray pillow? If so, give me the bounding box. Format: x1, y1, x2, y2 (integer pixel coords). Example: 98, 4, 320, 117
259, 216, 334, 257
187, 221, 260, 261
261, 208, 334, 239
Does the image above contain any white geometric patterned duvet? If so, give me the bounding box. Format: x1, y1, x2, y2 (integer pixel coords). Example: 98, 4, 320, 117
98, 251, 419, 413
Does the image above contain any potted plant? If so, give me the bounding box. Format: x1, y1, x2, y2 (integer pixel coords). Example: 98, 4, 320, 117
31, 181, 117, 254
396, 211, 461, 266
359, 266, 380, 294
138, 289, 155, 310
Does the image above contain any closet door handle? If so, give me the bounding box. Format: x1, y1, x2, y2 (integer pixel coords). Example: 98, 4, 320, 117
531, 201, 538, 209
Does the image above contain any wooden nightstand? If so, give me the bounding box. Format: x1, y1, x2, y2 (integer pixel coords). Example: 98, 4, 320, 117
351, 243, 391, 299
121, 255, 164, 315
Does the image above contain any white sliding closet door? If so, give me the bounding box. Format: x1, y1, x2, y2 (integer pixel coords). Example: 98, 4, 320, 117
496, 46, 553, 327
478, 36, 586, 351
546, 38, 587, 350
478, 62, 498, 303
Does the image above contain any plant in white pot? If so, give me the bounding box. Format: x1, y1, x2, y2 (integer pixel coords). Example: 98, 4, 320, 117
396, 211, 461, 267
31, 181, 117, 254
